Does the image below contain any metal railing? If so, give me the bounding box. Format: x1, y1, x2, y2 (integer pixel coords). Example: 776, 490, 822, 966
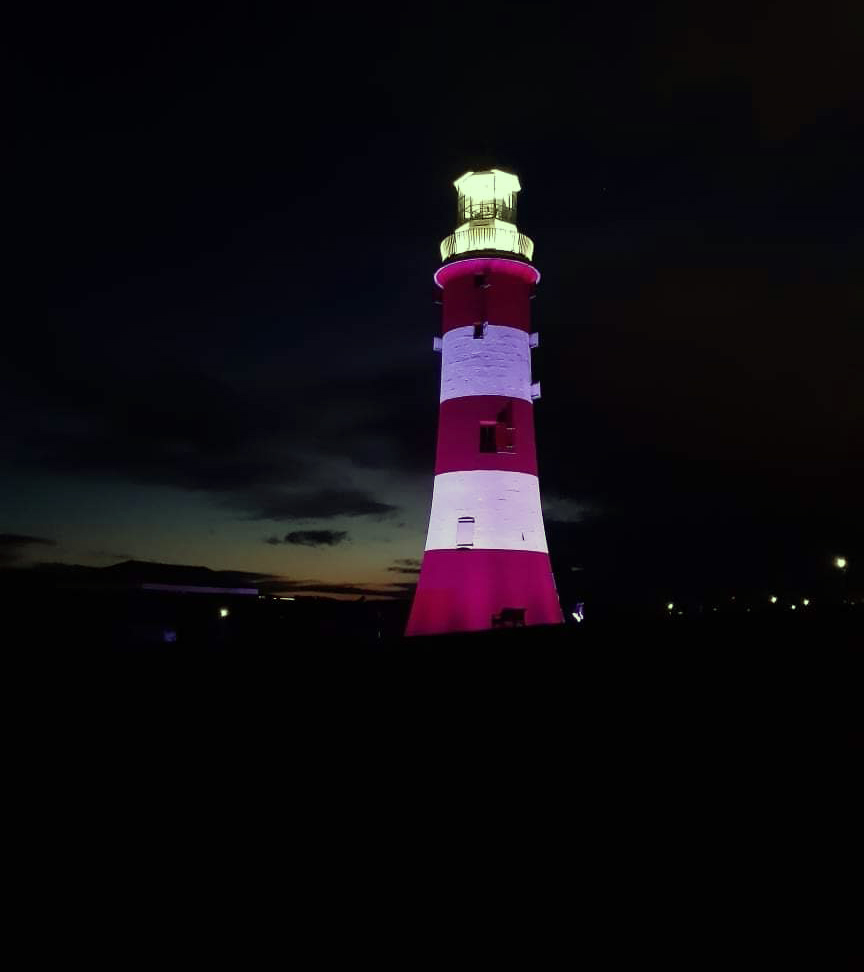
440, 225, 534, 262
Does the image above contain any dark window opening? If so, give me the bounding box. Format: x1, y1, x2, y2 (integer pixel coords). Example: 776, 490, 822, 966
479, 424, 497, 453
474, 274, 490, 289
480, 420, 516, 454
473, 322, 486, 340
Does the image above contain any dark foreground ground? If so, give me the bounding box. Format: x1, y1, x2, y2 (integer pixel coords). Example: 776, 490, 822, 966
14, 585, 860, 751
7, 586, 861, 966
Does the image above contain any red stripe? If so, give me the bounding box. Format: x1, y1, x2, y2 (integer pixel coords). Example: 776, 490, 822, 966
435, 257, 540, 288
406, 548, 564, 635
434, 397, 538, 475
439, 259, 536, 335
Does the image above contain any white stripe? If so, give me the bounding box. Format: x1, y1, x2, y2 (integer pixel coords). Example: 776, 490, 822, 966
424, 470, 549, 553
440, 324, 532, 403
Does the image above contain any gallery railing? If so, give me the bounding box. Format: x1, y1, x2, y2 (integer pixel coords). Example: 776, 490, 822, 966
440, 224, 534, 262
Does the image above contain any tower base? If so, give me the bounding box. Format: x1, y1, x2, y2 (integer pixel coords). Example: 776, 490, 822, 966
406, 549, 563, 637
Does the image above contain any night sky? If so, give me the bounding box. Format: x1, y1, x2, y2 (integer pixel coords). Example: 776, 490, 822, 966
4, 3, 862, 603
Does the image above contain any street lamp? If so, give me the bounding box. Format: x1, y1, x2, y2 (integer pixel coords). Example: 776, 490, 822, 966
834, 556, 847, 570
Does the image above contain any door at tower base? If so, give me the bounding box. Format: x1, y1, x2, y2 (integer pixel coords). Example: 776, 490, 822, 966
405, 549, 563, 636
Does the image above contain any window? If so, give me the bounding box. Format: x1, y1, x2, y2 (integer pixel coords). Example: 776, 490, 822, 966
479, 424, 497, 453
495, 401, 516, 453
479, 414, 516, 454
497, 424, 516, 452
456, 517, 475, 548
473, 321, 487, 340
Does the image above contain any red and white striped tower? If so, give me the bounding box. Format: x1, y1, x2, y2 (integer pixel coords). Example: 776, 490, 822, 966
406, 169, 564, 636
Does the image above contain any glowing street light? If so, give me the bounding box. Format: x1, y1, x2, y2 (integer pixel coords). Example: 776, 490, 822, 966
802, 598, 810, 607
770, 595, 778, 604
834, 556, 847, 570
219, 607, 229, 618
666, 602, 674, 611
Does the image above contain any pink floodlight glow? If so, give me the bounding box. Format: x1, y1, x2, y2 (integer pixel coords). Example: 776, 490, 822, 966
434, 397, 538, 475
406, 549, 562, 636
433, 257, 541, 289
407, 173, 563, 636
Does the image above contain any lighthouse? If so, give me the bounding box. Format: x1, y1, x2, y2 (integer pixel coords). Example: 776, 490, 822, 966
406, 169, 564, 636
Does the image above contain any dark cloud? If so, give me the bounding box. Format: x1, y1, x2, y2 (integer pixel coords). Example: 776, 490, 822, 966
5, 353, 421, 520
256, 578, 409, 599
537, 259, 864, 533
387, 557, 421, 575
265, 530, 350, 547
99, 559, 279, 588
238, 488, 398, 522
5, 558, 282, 591
0, 533, 56, 564
89, 549, 135, 561
11, 362, 306, 494
300, 366, 438, 476
0, 533, 55, 548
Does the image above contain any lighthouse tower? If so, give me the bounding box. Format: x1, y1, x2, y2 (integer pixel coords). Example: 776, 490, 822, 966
406, 169, 564, 636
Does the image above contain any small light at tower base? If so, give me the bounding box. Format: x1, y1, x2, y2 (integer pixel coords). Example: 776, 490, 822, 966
219, 607, 229, 618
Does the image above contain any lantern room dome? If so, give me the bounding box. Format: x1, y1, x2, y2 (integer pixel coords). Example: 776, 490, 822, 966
441, 168, 534, 263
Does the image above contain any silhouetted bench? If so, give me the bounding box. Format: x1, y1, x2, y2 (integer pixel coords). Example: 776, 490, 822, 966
492, 607, 526, 628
